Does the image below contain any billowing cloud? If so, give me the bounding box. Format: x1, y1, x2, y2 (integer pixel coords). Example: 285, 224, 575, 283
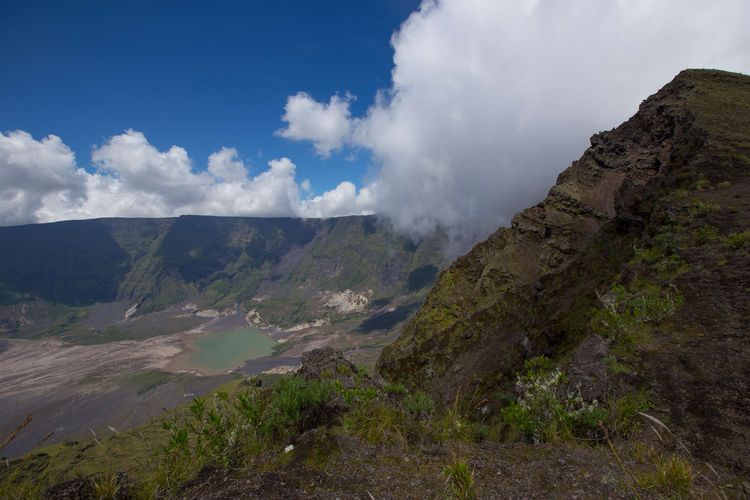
276, 92, 353, 157
0, 131, 86, 226
92, 129, 209, 208
207, 147, 249, 183
283, 0, 750, 247
3, 1, 749, 247
0, 130, 375, 225
298, 181, 375, 219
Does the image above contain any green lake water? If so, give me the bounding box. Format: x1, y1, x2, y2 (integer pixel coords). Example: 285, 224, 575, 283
186, 328, 276, 373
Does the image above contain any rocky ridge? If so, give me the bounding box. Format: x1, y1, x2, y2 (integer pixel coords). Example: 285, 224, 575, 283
379, 69, 750, 472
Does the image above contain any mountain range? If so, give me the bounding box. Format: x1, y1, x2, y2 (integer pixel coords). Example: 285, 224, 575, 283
0, 215, 445, 343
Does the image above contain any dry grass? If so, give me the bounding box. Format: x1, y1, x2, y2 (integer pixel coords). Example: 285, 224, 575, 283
636, 455, 694, 498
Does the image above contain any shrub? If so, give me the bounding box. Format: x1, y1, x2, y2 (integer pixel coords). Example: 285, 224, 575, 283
694, 178, 711, 191
499, 366, 606, 443
337, 383, 379, 406
592, 283, 683, 344
686, 199, 718, 219
521, 355, 555, 380
262, 378, 335, 439
155, 376, 336, 493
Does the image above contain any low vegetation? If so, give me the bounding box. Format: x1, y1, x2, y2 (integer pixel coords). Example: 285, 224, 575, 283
635, 451, 695, 498
496, 356, 651, 444
443, 456, 477, 499
0, 341, 674, 499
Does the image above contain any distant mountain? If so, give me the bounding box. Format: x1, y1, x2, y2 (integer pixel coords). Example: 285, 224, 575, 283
0, 215, 445, 342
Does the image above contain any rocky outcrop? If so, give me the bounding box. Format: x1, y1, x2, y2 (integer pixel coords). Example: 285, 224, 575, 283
245, 309, 269, 328
561, 334, 609, 402
323, 289, 372, 314
377, 70, 748, 403
296, 347, 363, 388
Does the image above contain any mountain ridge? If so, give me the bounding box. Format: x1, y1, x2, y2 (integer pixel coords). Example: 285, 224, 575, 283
0, 214, 446, 342
378, 68, 750, 470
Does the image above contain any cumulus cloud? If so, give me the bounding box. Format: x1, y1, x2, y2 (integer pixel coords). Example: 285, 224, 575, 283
282, 0, 750, 247
207, 147, 249, 183
0, 131, 86, 226
92, 129, 209, 208
276, 92, 353, 157
4, 0, 749, 246
0, 130, 374, 225
298, 181, 375, 219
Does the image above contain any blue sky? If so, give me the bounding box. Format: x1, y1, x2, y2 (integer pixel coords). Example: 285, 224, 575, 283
0, 0, 419, 194
1, 1, 747, 244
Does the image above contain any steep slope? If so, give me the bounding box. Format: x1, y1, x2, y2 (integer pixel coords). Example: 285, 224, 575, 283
378, 69, 750, 469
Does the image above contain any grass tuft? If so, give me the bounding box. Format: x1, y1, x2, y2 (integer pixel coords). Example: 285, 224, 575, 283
725, 230, 750, 249
636, 455, 694, 497
443, 457, 477, 499
342, 399, 408, 447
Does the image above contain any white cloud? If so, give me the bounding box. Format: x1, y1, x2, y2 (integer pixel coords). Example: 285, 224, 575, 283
298, 181, 375, 219
284, 0, 750, 248
207, 147, 249, 183
0, 131, 86, 226
276, 92, 353, 157
92, 129, 209, 208
0, 130, 373, 225
4, 0, 749, 244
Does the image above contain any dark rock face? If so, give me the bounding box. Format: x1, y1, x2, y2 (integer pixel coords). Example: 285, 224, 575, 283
562, 334, 609, 402
297, 347, 378, 392
43, 473, 134, 500
297, 347, 358, 383
378, 70, 697, 398
44, 478, 95, 500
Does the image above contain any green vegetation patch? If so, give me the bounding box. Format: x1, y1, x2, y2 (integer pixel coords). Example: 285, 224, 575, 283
121, 370, 173, 395
498, 357, 608, 443
725, 230, 750, 249
591, 283, 683, 346
443, 456, 477, 500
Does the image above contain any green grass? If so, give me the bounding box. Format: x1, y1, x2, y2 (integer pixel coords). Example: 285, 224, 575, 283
433, 398, 476, 443
383, 382, 408, 395
92, 470, 122, 499
636, 455, 695, 498
606, 390, 652, 436
121, 370, 173, 395
342, 399, 409, 446
404, 390, 435, 416
693, 225, 720, 246
590, 283, 683, 346
725, 230, 750, 249
443, 457, 477, 500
